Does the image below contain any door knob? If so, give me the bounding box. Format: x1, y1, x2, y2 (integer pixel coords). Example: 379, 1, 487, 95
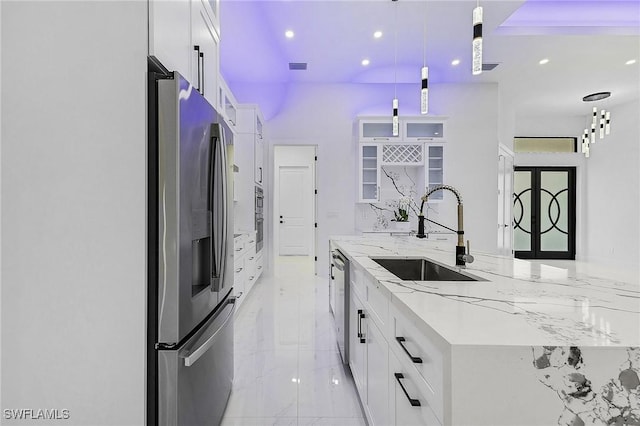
280, 215, 283, 218
280, 220, 283, 224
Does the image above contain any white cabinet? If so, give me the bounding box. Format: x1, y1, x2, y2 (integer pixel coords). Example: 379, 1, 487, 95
358, 144, 381, 202
191, 0, 219, 107
389, 349, 442, 426
349, 267, 390, 426
236, 105, 266, 187
149, 0, 219, 107
425, 144, 445, 202
349, 286, 367, 399
218, 77, 237, 128
358, 117, 401, 142
149, 0, 191, 78
402, 119, 445, 142
254, 113, 265, 185
356, 116, 447, 205
233, 231, 259, 311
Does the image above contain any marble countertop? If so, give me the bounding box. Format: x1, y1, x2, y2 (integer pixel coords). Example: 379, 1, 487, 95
331, 235, 640, 347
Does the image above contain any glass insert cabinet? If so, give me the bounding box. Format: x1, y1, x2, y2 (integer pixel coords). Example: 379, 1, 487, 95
356, 117, 447, 204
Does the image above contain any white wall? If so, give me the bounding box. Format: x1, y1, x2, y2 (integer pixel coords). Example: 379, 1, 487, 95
1, 2, 147, 424
583, 100, 640, 265
514, 101, 640, 266
230, 81, 500, 273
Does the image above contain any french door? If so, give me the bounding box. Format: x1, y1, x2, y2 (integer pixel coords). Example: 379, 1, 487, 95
513, 167, 576, 259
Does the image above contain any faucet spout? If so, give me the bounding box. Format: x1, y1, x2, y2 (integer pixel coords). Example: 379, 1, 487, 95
416, 185, 473, 267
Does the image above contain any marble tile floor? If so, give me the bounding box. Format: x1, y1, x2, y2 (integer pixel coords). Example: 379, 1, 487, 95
221, 256, 366, 426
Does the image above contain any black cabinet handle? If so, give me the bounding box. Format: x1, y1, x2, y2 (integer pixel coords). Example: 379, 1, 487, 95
396, 337, 423, 364
279, 220, 283, 224
193, 45, 201, 93
259, 167, 263, 183
394, 373, 421, 407
357, 309, 365, 343
330, 264, 334, 280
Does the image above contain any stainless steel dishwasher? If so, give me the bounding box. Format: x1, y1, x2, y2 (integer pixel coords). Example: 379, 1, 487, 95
330, 250, 349, 365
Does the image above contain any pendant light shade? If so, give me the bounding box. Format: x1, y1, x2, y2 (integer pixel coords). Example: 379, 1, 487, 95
472, 6, 483, 75
421, 66, 429, 115
392, 98, 399, 136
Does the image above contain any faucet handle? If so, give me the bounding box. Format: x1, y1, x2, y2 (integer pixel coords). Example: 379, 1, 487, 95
465, 240, 475, 264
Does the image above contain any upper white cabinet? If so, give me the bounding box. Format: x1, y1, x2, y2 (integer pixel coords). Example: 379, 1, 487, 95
254, 113, 265, 185
358, 117, 401, 142
218, 76, 237, 127
190, 0, 219, 107
358, 144, 381, 202
402, 120, 445, 142
149, 0, 219, 107
148, 0, 191, 77
237, 105, 266, 186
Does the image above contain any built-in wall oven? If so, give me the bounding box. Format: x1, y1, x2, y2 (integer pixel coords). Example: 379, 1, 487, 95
255, 186, 264, 252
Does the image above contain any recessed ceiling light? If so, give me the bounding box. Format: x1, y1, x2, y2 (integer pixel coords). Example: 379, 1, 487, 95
626, 59, 637, 65
451, 59, 460, 66
539, 58, 549, 65
373, 31, 383, 39
361, 59, 370, 66
285, 30, 294, 39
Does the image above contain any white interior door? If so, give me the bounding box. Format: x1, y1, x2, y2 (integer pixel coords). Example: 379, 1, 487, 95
278, 165, 312, 255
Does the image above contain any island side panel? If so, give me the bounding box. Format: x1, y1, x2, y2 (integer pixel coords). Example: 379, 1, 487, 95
450, 345, 639, 426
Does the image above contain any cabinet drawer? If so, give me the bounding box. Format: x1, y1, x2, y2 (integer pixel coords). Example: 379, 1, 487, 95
392, 311, 444, 422
390, 350, 442, 426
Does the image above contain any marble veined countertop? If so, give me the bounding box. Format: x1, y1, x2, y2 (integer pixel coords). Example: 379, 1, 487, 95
331, 235, 640, 347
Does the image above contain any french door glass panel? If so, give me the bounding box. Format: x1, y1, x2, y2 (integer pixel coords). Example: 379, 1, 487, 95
539, 171, 569, 252
513, 171, 532, 251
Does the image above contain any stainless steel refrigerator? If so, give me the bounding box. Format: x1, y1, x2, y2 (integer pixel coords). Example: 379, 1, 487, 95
148, 65, 235, 425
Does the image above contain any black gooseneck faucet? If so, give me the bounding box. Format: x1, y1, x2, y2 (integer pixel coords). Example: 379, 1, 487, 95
416, 185, 474, 267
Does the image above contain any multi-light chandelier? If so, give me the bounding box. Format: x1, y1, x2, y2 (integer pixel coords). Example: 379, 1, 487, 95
580, 92, 612, 158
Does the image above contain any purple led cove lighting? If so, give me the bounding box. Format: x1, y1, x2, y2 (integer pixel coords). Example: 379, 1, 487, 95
499, 1, 640, 29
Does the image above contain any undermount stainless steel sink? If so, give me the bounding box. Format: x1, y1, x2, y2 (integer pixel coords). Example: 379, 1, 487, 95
371, 257, 485, 282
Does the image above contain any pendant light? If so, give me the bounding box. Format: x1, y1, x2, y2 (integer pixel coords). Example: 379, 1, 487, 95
472, 1, 483, 75
420, 3, 429, 115
392, 0, 399, 136
580, 91, 613, 158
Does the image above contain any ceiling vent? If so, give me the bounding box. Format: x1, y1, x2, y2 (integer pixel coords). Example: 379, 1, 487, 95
482, 63, 499, 71
289, 62, 308, 70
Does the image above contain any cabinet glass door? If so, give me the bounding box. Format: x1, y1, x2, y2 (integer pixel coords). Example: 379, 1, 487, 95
406, 122, 444, 140
426, 145, 444, 201
361, 145, 379, 201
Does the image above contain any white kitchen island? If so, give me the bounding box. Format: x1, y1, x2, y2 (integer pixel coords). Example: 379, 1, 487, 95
330, 235, 640, 426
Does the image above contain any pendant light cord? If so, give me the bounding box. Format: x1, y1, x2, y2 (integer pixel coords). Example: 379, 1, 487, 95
394, 0, 398, 98
423, 2, 426, 67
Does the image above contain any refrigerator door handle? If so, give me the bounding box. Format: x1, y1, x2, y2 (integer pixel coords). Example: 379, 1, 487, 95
210, 124, 228, 292
219, 125, 229, 290
181, 298, 236, 367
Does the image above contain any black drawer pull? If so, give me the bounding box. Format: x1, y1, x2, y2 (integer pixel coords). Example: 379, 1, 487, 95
357, 309, 365, 343
394, 373, 421, 407
396, 337, 423, 363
